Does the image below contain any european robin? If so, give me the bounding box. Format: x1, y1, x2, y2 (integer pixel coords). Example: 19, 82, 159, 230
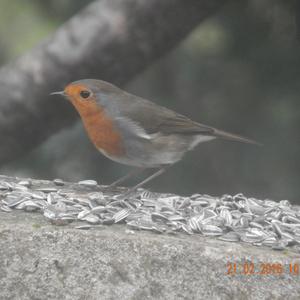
51, 79, 259, 191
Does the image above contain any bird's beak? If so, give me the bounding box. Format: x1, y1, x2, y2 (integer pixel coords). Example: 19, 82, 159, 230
50, 91, 65, 96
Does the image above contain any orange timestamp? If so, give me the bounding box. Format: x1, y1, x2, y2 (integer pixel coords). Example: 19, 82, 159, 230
226, 262, 299, 276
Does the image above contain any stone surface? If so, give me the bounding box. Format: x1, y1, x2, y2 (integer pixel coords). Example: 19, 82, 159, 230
0, 209, 300, 300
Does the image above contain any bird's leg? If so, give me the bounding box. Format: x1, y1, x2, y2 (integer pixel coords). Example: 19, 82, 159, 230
108, 168, 145, 188
122, 167, 167, 197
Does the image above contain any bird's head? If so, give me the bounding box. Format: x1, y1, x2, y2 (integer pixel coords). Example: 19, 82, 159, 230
51, 79, 121, 116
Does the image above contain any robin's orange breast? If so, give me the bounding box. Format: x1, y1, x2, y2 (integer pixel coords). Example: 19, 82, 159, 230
82, 108, 125, 156
67, 91, 125, 157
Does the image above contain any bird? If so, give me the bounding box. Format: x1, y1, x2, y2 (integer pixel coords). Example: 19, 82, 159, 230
51, 79, 259, 192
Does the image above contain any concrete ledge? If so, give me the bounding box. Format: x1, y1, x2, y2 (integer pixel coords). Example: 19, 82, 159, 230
0, 209, 300, 299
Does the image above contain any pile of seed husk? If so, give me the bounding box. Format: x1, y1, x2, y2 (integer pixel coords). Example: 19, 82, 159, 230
0, 176, 300, 252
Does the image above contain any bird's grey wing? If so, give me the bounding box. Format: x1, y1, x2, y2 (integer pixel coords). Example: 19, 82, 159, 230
114, 92, 259, 145
117, 93, 214, 135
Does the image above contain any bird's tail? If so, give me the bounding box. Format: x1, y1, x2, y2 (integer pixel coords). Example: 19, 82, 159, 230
213, 128, 261, 146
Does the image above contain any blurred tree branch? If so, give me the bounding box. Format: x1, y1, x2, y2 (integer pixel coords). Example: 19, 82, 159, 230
296, 0, 300, 41
0, 0, 226, 166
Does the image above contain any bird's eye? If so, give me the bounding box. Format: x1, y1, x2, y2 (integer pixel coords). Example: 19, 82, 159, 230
80, 90, 91, 99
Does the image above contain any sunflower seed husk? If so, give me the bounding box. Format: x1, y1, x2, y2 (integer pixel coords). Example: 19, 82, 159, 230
36, 187, 58, 193
78, 180, 98, 186
0, 205, 12, 212
82, 214, 100, 224
4, 195, 31, 208
201, 225, 223, 236
17, 180, 31, 187
151, 212, 169, 222
53, 179, 65, 186
75, 225, 92, 230
1, 177, 300, 252
113, 208, 130, 223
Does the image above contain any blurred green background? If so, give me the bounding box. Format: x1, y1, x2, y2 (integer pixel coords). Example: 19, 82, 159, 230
0, 0, 299, 203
